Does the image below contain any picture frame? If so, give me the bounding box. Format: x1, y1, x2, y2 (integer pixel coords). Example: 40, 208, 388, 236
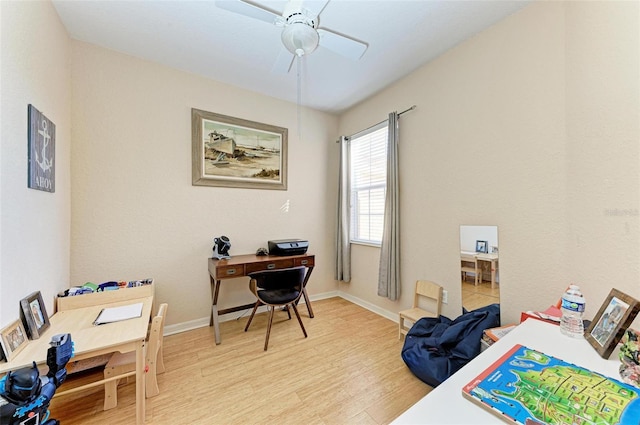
191, 108, 288, 190
0, 320, 28, 361
475, 240, 488, 253
585, 288, 640, 359
20, 291, 50, 339
27, 104, 56, 193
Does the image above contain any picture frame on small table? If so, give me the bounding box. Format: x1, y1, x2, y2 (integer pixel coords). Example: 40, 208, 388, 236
0, 320, 28, 361
585, 288, 640, 359
20, 291, 50, 339
475, 240, 488, 253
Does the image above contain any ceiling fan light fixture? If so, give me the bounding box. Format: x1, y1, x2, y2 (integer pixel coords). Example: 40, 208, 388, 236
281, 22, 319, 57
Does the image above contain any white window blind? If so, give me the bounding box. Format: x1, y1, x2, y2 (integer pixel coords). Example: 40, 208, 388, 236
349, 123, 388, 245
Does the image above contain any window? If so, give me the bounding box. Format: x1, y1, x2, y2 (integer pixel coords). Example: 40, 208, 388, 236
349, 123, 388, 245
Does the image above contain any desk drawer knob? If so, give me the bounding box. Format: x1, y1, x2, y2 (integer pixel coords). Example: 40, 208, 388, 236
300, 260, 308, 265
226, 269, 236, 275
267, 264, 275, 269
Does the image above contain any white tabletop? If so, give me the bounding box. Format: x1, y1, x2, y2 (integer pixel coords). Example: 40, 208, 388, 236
461, 251, 498, 260
392, 319, 622, 424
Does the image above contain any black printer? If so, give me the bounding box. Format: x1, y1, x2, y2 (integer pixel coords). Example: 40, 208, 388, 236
268, 239, 309, 256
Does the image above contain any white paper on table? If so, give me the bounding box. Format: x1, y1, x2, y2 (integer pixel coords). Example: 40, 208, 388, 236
93, 302, 143, 325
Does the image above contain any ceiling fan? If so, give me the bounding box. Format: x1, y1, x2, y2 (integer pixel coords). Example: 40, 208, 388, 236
215, 0, 368, 72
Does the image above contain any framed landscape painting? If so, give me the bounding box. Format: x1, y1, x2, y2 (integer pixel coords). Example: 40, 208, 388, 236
191, 108, 288, 190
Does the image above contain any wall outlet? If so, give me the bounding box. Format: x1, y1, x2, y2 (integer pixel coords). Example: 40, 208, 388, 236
442, 289, 448, 304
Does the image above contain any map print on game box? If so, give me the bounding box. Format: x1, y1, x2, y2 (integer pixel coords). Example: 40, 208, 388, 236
462, 344, 640, 425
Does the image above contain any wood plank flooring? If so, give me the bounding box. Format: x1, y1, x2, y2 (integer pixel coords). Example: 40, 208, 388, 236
461, 278, 500, 312
49, 297, 431, 424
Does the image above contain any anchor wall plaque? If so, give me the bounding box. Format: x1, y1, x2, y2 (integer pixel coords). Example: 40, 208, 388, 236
28, 104, 55, 193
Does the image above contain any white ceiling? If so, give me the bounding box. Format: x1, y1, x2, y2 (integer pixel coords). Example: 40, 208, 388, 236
52, 0, 531, 114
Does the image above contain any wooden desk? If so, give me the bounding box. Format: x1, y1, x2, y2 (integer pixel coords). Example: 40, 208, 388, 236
208, 253, 315, 345
0, 288, 153, 425
461, 251, 499, 288
392, 319, 622, 424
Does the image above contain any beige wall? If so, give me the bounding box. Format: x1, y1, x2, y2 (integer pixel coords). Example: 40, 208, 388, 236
69, 42, 339, 328
565, 1, 640, 311
2, 0, 638, 335
0, 1, 71, 326
338, 1, 640, 327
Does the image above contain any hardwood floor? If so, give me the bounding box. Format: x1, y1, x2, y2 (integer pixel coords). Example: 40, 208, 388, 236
461, 278, 500, 311
49, 297, 431, 424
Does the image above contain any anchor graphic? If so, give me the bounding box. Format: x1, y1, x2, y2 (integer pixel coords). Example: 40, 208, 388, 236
36, 119, 53, 172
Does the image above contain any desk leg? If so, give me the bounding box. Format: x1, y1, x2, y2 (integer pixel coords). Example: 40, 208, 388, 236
491, 261, 497, 289
301, 266, 314, 318
136, 340, 145, 424
210, 275, 222, 345
302, 288, 314, 318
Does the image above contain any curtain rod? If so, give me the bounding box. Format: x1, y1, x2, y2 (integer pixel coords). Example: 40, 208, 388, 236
398, 105, 417, 116
336, 105, 417, 143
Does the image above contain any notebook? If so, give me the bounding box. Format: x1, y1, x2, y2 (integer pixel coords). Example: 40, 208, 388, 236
93, 302, 143, 325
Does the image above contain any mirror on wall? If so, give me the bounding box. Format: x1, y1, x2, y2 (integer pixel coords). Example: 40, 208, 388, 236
460, 225, 499, 311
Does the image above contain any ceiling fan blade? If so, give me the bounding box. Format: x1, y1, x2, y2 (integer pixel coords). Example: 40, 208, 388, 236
317, 29, 368, 60
272, 48, 295, 74
215, 0, 281, 25
301, 0, 330, 19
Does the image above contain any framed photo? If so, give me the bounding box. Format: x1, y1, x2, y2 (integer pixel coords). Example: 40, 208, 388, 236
0, 320, 28, 361
475, 240, 488, 253
585, 288, 640, 359
28, 104, 56, 193
20, 291, 50, 339
191, 108, 288, 190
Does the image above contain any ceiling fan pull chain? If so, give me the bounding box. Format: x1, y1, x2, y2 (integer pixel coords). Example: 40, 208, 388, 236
297, 55, 302, 140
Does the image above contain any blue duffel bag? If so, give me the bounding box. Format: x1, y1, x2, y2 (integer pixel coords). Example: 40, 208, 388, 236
401, 304, 500, 387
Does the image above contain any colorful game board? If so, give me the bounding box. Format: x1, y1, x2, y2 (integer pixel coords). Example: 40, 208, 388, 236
462, 344, 640, 425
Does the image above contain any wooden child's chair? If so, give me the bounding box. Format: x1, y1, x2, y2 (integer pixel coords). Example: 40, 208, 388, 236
103, 303, 168, 410
461, 256, 482, 285
398, 280, 443, 339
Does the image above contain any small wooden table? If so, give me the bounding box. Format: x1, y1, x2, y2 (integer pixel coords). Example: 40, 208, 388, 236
208, 253, 315, 345
0, 286, 154, 424
461, 251, 499, 289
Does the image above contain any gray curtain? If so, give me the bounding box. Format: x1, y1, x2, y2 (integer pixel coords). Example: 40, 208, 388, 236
335, 136, 351, 282
377, 112, 400, 300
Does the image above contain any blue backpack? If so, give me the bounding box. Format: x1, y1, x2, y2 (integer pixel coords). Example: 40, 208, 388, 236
401, 304, 500, 387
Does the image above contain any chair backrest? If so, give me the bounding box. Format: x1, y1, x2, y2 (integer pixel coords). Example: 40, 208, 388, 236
413, 280, 443, 316
461, 256, 479, 268
249, 267, 306, 291
146, 303, 168, 364
248, 267, 306, 303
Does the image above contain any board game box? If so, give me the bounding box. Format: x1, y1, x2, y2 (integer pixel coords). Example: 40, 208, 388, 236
462, 344, 640, 424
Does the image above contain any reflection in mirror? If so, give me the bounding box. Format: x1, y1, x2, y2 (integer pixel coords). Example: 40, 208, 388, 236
460, 225, 499, 311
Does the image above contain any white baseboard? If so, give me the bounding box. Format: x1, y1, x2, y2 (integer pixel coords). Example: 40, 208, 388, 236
162, 290, 397, 336
337, 292, 398, 323
164, 316, 210, 336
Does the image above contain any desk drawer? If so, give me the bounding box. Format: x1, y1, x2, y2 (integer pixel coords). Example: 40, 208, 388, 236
246, 259, 294, 274
294, 257, 314, 267
217, 264, 246, 278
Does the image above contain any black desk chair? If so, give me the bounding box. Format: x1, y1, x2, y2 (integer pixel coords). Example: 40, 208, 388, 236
244, 267, 308, 351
